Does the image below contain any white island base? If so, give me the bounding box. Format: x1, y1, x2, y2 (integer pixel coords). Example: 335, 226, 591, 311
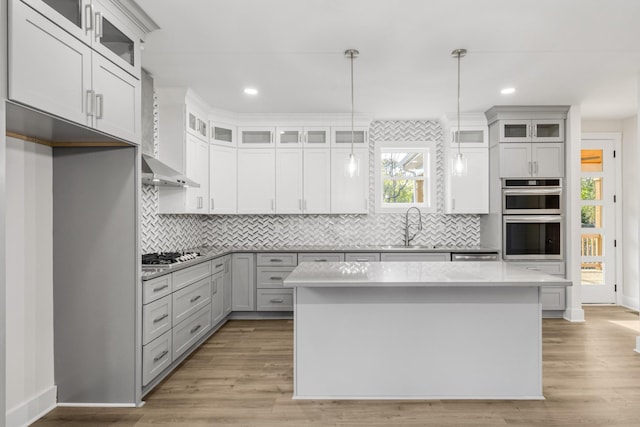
287, 262, 571, 400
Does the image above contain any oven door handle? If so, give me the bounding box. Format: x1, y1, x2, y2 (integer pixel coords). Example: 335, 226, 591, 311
503, 215, 562, 223
502, 188, 562, 195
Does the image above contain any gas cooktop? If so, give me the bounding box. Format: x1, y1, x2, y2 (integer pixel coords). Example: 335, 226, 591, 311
142, 252, 201, 269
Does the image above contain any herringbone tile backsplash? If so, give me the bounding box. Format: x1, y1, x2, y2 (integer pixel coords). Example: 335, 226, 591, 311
141, 117, 480, 253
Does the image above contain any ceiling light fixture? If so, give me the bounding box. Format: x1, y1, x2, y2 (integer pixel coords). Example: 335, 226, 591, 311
345, 48, 360, 178
501, 87, 516, 95
451, 48, 468, 177
244, 87, 258, 95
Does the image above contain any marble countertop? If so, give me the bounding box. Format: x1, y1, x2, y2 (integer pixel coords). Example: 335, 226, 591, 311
284, 261, 572, 288
141, 245, 500, 281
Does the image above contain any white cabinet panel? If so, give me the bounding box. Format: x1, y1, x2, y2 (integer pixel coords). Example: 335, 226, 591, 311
21, 0, 93, 44
172, 305, 211, 360
222, 256, 232, 316
142, 295, 172, 345
275, 149, 303, 213
298, 253, 345, 263
303, 126, 330, 148
446, 148, 489, 214
142, 331, 172, 386
231, 253, 256, 311
9, 0, 93, 128
238, 126, 275, 148
185, 135, 210, 213
532, 143, 564, 178
345, 253, 381, 262
209, 144, 237, 214
331, 126, 369, 148
331, 149, 369, 214
210, 122, 236, 147
257, 289, 293, 311
500, 143, 532, 178
303, 149, 331, 214
237, 149, 275, 214
500, 143, 564, 178
92, 53, 141, 143
276, 127, 303, 148
172, 276, 212, 326
380, 253, 451, 262
211, 271, 225, 326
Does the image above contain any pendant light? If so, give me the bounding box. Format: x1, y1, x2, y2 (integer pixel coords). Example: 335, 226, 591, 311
451, 48, 468, 176
345, 48, 359, 178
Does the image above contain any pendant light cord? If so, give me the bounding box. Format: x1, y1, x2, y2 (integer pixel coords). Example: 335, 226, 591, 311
350, 50, 355, 157
456, 50, 461, 157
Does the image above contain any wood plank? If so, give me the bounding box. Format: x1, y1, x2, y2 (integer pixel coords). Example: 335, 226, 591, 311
33, 308, 640, 426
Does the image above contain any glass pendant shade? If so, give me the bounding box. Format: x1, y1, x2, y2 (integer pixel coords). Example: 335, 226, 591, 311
346, 152, 359, 177
451, 152, 468, 176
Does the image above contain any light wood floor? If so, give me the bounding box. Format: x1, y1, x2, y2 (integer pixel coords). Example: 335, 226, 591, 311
35, 306, 640, 426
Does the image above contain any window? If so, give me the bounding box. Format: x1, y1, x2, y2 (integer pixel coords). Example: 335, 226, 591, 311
375, 141, 436, 212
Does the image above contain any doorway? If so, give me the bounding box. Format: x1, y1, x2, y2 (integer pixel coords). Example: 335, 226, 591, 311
580, 135, 620, 304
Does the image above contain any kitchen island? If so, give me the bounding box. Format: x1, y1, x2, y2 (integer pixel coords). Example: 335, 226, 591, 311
284, 261, 571, 400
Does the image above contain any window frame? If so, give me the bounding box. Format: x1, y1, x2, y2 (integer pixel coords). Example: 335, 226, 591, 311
374, 141, 436, 213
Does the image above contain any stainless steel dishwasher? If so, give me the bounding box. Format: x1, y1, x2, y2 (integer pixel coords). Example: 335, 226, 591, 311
451, 253, 499, 262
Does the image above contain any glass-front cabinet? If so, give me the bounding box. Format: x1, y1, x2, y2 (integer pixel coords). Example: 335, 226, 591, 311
450, 127, 487, 147
332, 126, 369, 148
210, 122, 236, 147
22, 0, 140, 77
238, 127, 275, 148
276, 127, 303, 147
499, 119, 564, 143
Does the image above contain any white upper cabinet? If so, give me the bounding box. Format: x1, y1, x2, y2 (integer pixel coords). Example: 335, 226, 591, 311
303, 126, 331, 148
331, 148, 369, 214
209, 145, 237, 214
237, 149, 276, 214
303, 149, 331, 214
275, 149, 304, 213
186, 102, 208, 142
276, 127, 303, 148
238, 126, 275, 148
499, 143, 564, 178
210, 122, 236, 147
331, 126, 369, 148
450, 127, 487, 148
445, 148, 489, 214
499, 119, 564, 143
9, 0, 143, 144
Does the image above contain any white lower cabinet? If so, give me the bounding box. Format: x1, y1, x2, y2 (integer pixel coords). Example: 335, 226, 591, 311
142, 295, 172, 345
172, 304, 212, 360
257, 289, 294, 311
172, 276, 212, 326
211, 270, 225, 325
331, 148, 369, 214
509, 261, 566, 311
222, 256, 232, 316
256, 252, 297, 311
345, 253, 381, 262
142, 331, 172, 386
231, 253, 256, 310
209, 144, 237, 214
237, 149, 275, 214
380, 253, 451, 262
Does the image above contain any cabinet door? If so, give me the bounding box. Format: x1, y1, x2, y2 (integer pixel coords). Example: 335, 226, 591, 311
499, 120, 531, 142
303, 149, 331, 214
380, 253, 451, 262
21, 0, 93, 45
223, 257, 232, 316
9, 0, 93, 127
276, 127, 303, 148
446, 148, 489, 214
209, 145, 237, 214
450, 126, 488, 148
231, 253, 256, 311
331, 126, 369, 148
185, 135, 209, 213
237, 149, 276, 214
275, 149, 303, 213
91, 0, 141, 78
211, 122, 236, 147
185, 102, 208, 141
532, 120, 564, 142
532, 143, 564, 178
92, 54, 141, 143
331, 149, 369, 214
499, 143, 533, 178
303, 126, 331, 148
211, 272, 225, 326
238, 127, 275, 148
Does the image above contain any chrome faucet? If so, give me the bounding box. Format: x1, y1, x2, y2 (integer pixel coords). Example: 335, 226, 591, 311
404, 207, 423, 246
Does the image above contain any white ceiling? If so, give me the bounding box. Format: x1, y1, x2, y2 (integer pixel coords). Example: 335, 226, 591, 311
135, 0, 640, 120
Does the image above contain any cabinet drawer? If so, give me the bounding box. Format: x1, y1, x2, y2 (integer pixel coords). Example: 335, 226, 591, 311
173, 261, 212, 291
257, 253, 298, 267
173, 276, 212, 326
298, 252, 345, 263
380, 252, 451, 262
257, 266, 296, 289
511, 262, 565, 276
345, 253, 381, 262
142, 331, 172, 386
211, 257, 226, 274
172, 305, 212, 360
143, 295, 172, 345
257, 289, 294, 311
541, 286, 566, 310
143, 274, 172, 304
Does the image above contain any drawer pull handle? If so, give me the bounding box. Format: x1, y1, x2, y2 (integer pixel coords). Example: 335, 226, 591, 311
270, 259, 283, 262
270, 276, 283, 281
153, 284, 169, 292
355, 258, 369, 262
215, 263, 224, 268
153, 314, 168, 324
314, 259, 327, 262
153, 350, 168, 363
190, 324, 202, 334
190, 295, 202, 303
270, 298, 284, 303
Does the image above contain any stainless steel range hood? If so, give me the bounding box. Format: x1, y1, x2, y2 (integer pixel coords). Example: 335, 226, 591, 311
141, 154, 200, 188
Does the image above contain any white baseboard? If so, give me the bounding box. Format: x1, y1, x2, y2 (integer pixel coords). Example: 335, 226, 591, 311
620, 295, 640, 311
6, 386, 57, 427
563, 307, 585, 322
57, 402, 137, 407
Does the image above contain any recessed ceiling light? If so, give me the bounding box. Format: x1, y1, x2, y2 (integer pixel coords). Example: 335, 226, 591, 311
501, 87, 516, 95
244, 87, 258, 95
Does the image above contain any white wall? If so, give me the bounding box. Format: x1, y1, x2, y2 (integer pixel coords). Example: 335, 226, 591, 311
5, 137, 56, 427
621, 116, 639, 310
